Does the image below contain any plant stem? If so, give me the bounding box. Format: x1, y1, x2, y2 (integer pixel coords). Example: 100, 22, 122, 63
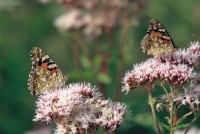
159, 81, 169, 95
176, 111, 193, 125
184, 113, 200, 134
170, 86, 174, 134
149, 92, 162, 134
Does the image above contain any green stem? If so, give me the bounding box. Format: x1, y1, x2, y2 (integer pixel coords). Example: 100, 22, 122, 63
170, 86, 174, 134
149, 92, 162, 134
184, 113, 200, 134
159, 81, 169, 95
176, 111, 193, 125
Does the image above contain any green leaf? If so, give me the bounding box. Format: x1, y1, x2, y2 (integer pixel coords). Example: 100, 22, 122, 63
194, 112, 200, 119
80, 55, 91, 69
164, 116, 171, 125
162, 122, 170, 131
172, 123, 190, 132
175, 123, 190, 129
69, 70, 94, 80
175, 111, 193, 126
175, 115, 188, 126
97, 73, 112, 84
93, 55, 102, 71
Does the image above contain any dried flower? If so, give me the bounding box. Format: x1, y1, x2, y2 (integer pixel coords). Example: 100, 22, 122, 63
34, 83, 128, 133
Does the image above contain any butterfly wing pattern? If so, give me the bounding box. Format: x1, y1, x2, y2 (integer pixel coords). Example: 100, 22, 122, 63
27, 47, 67, 95
141, 18, 177, 56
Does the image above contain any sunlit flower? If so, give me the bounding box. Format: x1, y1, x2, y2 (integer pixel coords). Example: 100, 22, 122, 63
34, 83, 128, 133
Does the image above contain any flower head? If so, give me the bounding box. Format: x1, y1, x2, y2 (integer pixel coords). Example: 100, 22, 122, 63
34, 83, 128, 133
174, 81, 200, 112
122, 59, 194, 93
54, 9, 89, 31
122, 42, 200, 93
157, 42, 200, 67
188, 41, 200, 56
40, 0, 142, 38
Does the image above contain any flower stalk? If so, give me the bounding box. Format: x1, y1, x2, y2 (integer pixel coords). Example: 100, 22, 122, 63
149, 92, 162, 134
184, 113, 200, 134
170, 86, 175, 134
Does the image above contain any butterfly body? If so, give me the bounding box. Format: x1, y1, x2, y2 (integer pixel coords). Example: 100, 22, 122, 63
27, 47, 67, 95
141, 19, 177, 56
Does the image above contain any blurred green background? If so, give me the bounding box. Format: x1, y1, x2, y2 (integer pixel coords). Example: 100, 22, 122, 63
1, 0, 200, 134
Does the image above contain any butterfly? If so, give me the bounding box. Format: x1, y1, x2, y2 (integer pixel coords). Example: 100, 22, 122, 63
141, 18, 178, 56
27, 47, 67, 95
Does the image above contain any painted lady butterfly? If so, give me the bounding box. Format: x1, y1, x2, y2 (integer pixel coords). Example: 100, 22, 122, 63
141, 19, 178, 56
27, 47, 67, 95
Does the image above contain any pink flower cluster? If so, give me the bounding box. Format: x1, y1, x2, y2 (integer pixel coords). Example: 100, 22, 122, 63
34, 83, 128, 134
157, 42, 200, 67
122, 42, 200, 93
39, 0, 144, 38
174, 82, 200, 111
54, 9, 90, 31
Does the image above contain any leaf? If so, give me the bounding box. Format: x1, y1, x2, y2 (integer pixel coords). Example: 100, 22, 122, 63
97, 73, 112, 84
164, 116, 171, 125
172, 123, 190, 132
194, 112, 200, 119
175, 123, 190, 129
175, 115, 188, 126
175, 111, 193, 126
69, 70, 94, 80
80, 55, 91, 69
162, 122, 170, 131
93, 55, 102, 71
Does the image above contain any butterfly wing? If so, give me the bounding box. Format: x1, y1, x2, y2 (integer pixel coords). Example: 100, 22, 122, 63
141, 19, 177, 56
27, 47, 67, 95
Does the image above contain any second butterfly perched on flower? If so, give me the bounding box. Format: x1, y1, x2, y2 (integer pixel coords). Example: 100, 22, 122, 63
141, 19, 178, 56
27, 47, 67, 95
